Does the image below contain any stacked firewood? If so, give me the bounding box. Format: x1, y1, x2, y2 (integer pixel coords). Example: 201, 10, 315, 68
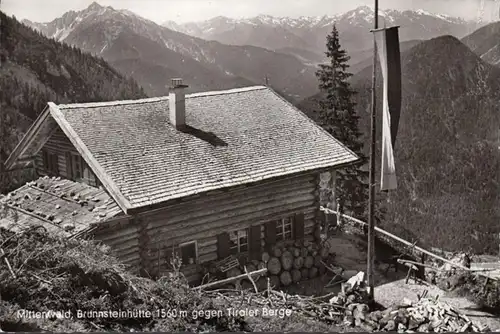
222, 239, 334, 290
263, 239, 332, 287
327, 271, 488, 332
341, 296, 490, 332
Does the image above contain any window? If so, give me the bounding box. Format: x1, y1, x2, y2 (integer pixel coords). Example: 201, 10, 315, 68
179, 241, 198, 265
70, 153, 99, 187
229, 229, 248, 254
42, 150, 59, 175
71, 153, 83, 180
276, 217, 293, 241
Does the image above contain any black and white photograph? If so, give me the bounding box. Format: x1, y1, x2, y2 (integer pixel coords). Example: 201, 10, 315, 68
0, 0, 499, 332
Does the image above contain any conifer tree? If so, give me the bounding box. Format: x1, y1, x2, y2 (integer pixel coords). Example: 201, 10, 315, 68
315, 25, 368, 218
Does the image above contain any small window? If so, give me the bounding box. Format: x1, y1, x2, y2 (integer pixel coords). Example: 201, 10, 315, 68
179, 241, 197, 265
277, 217, 294, 241
71, 153, 83, 180
42, 150, 59, 175
70, 153, 99, 187
229, 229, 248, 254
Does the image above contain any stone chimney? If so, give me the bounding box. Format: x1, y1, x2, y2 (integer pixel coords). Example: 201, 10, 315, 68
169, 78, 189, 130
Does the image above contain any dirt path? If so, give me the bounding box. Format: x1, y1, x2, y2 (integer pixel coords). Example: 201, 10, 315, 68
375, 279, 500, 331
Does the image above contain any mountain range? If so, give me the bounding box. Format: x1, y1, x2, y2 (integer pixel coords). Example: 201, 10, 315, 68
21, 2, 494, 102
21, 2, 317, 101
163, 6, 480, 64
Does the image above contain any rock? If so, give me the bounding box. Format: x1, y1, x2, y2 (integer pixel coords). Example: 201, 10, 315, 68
384, 320, 396, 331
63, 223, 75, 231
408, 317, 421, 330
417, 323, 431, 332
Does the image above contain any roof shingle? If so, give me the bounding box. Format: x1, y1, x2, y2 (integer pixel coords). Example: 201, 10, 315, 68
55, 86, 358, 210
0, 176, 123, 237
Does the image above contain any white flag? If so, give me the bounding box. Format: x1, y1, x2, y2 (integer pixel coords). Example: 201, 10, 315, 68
374, 27, 402, 191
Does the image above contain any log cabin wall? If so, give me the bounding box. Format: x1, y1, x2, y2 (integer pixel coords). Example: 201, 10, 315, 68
34, 128, 75, 178
134, 171, 323, 282
34, 128, 99, 186
91, 216, 141, 274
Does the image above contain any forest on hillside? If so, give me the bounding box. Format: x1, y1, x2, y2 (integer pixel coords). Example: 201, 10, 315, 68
0, 11, 147, 191
299, 35, 500, 255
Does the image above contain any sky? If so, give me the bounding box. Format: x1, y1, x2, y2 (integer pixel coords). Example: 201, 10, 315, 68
2, 0, 499, 24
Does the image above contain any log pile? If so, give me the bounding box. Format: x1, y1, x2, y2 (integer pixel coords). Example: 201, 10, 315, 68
219, 239, 335, 289
341, 296, 490, 332
261, 240, 333, 287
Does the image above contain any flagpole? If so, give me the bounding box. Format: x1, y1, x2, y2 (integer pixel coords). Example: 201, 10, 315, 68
367, 0, 379, 302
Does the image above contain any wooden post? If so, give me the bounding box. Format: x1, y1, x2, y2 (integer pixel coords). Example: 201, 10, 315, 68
336, 202, 341, 227
367, 0, 379, 303
324, 210, 330, 238
330, 170, 337, 236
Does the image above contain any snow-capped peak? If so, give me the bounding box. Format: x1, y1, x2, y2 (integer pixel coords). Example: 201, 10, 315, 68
415, 9, 433, 16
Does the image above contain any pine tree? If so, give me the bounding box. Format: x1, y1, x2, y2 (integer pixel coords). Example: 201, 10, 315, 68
315, 25, 368, 218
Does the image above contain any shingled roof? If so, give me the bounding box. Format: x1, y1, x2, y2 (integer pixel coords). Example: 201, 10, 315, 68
0, 176, 123, 237
7, 86, 359, 213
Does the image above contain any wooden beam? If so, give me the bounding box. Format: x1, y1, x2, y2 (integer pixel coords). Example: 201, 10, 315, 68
5, 105, 51, 169
193, 268, 267, 290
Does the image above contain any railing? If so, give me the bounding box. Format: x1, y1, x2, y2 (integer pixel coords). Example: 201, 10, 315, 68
320, 206, 498, 280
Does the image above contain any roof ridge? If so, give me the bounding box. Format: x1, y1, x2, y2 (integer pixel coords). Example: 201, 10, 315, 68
57, 85, 268, 110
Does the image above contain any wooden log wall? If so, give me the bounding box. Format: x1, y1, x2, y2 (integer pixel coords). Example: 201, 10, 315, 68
92, 217, 141, 274
34, 128, 76, 178
137, 172, 321, 279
